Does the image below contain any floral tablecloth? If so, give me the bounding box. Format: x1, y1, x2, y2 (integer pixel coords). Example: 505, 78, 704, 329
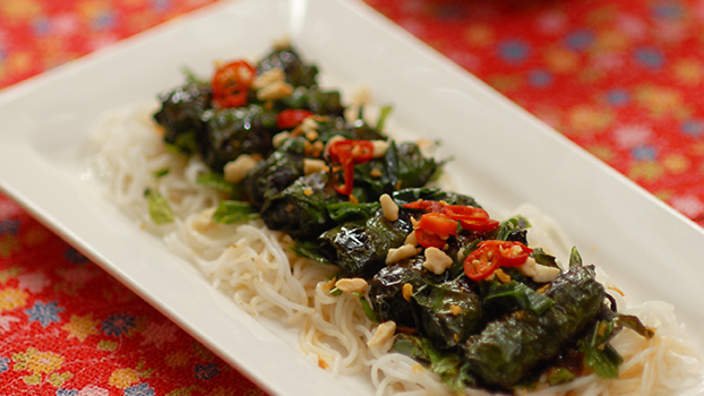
1, 0, 703, 394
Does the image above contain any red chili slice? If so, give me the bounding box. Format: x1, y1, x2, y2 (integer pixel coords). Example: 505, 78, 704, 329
211, 60, 255, 108
414, 228, 446, 249
276, 109, 313, 129
329, 140, 375, 195
403, 199, 445, 213
417, 213, 458, 239
464, 244, 499, 281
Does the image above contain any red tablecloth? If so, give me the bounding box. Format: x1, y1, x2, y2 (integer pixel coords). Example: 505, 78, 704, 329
1, 0, 703, 394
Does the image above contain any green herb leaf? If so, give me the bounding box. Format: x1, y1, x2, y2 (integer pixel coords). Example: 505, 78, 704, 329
212, 200, 257, 224
496, 216, 530, 241
293, 240, 328, 264
181, 66, 206, 84
580, 320, 623, 378
546, 367, 576, 385
375, 105, 393, 131
357, 294, 378, 322
329, 287, 342, 296
392, 334, 477, 390
569, 246, 583, 268
153, 168, 170, 178
482, 281, 555, 315
326, 201, 379, 222
531, 248, 558, 267
144, 188, 174, 225
196, 172, 235, 194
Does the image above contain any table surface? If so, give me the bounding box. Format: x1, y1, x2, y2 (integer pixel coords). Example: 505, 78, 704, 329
1, 0, 703, 394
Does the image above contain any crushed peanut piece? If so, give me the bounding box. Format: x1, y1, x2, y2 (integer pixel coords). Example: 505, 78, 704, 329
370, 168, 383, 178
253, 68, 284, 89
385, 244, 419, 265
348, 194, 359, 204
404, 231, 417, 246
311, 141, 324, 157
303, 159, 328, 175
223, 154, 258, 183
410, 217, 420, 229
273, 36, 291, 50
422, 247, 453, 275
272, 131, 290, 148
372, 140, 389, 158
494, 268, 512, 284
449, 304, 463, 316
402, 283, 413, 302
367, 321, 396, 349
303, 187, 314, 196
379, 194, 399, 221
334, 277, 368, 293
518, 257, 561, 283
257, 80, 293, 101
192, 208, 216, 233
305, 130, 319, 141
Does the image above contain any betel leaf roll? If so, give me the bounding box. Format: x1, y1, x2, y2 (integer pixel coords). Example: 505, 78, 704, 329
414, 280, 482, 349
369, 263, 427, 327
319, 210, 412, 276
243, 139, 305, 208
200, 105, 277, 170
370, 261, 482, 349
463, 264, 605, 388
153, 81, 212, 154
354, 142, 439, 200
256, 46, 319, 88
260, 172, 337, 239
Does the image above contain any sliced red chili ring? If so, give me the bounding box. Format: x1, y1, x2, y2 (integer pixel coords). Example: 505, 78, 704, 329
329, 140, 375, 196
403, 199, 445, 213
464, 244, 499, 281
463, 240, 533, 281
414, 228, 446, 249
417, 213, 458, 239
211, 60, 255, 108
458, 217, 500, 233
276, 109, 313, 129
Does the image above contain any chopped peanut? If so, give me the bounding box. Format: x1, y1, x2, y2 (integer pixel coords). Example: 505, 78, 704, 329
253, 68, 284, 89
305, 130, 319, 141
402, 283, 413, 302
302, 187, 314, 196
379, 194, 399, 221
223, 154, 258, 183
257, 80, 293, 101
494, 268, 512, 284
303, 159, 328, 175
449, 304, 463, 316
422, 247, 453, 275
372, 140, 389, 158
385, 244, 419, 265
367, 321, 396, 349
334, 277, 368, 293
518, 257, 561, 283
404, 232, 417, 246
272, 131, 290, 147
370, 168, 383, 178
273, 36, 291, 50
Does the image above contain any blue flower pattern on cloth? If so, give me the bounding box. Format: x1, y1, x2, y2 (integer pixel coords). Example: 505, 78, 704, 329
102, 313, 136, 336
0, 356, 9, 373
124, 383, 155, 396
195, 362, 220, 380
498, 40, 530, 63
25, 301, 63, 327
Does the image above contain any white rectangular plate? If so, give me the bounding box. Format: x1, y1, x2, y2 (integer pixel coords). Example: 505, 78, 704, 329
1, 0, 703, 394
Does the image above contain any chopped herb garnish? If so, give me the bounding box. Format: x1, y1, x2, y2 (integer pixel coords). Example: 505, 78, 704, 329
153, 168, 170, 178
212, 200, 257, 224
144, 188, 174, 225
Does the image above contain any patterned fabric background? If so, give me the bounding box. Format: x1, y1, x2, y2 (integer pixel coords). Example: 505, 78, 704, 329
1, 0, 703, 394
